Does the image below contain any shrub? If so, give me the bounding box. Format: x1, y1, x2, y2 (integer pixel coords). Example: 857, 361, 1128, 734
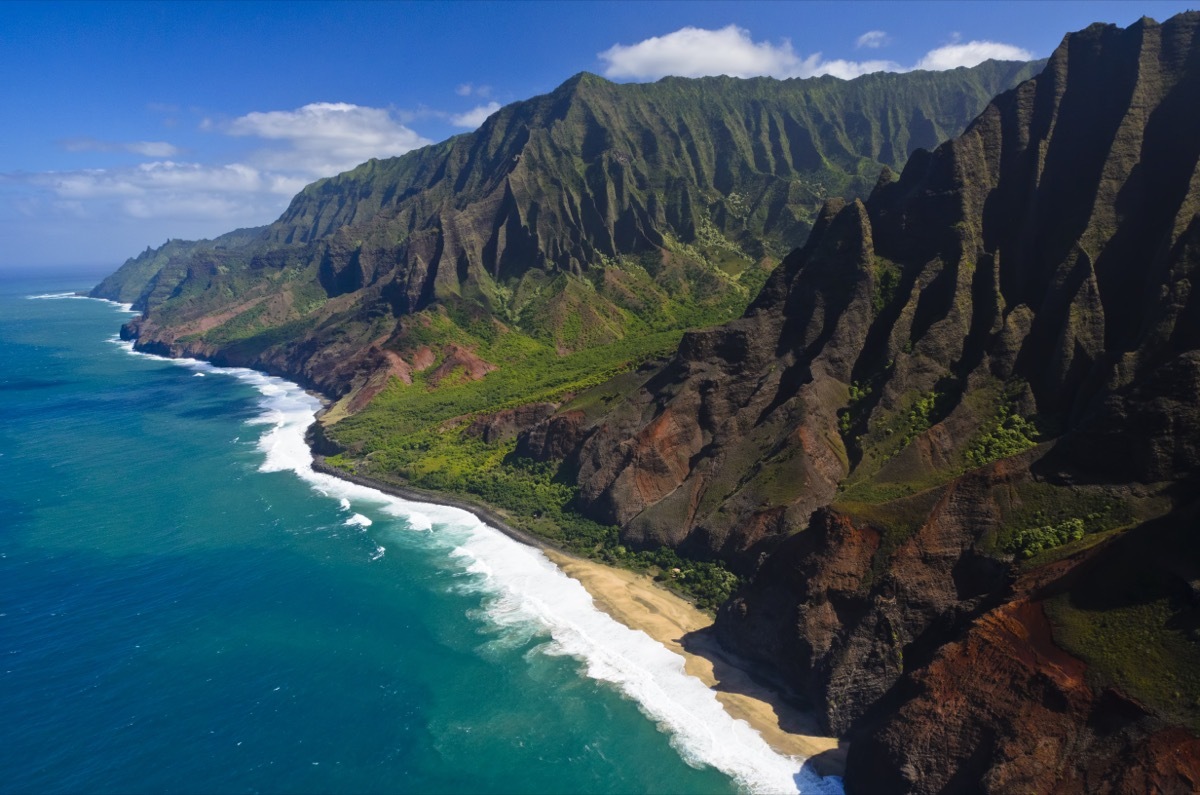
1004, 517, 1085, 558
968, 404, 1039, 467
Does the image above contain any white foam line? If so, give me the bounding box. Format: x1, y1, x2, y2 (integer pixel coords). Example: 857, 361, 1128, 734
29, 292, 136, 314
109, 337, 843, 795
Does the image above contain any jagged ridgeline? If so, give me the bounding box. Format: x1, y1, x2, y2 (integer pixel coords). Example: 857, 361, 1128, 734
96, 62, 1040, 404
517, 13, 1200, 791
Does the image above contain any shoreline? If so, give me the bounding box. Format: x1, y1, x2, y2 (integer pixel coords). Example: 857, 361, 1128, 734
310, 454, 846, 777
107, 301, 848, 781
92, 294, 850, 782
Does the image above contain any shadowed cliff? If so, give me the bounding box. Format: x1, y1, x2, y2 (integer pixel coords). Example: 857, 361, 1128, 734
516, 13, 1200, 791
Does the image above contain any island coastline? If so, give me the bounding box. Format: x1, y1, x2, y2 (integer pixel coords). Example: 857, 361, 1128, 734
109, 304, 847, 781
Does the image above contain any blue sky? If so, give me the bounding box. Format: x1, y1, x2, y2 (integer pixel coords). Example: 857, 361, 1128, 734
1, 0, 1194, 270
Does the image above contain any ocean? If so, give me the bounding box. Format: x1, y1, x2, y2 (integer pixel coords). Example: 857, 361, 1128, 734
0, 273, 841, 795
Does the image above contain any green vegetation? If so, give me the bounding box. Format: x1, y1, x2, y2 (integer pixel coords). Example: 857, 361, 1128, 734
838, 381, 873, 436
90, 59, 1043, 617
340, 329, 681, 440
626, 547, 742, 612
871, 257, 902, 315
1047, 556, 1200, 732
839, 379, 1041, 507
999, 504, 1130, 560
966, 401, 1040, 468
90, 226, 267, 308
991, 484, 1134, 561
1003, 517, 1086, 558
95, 61, 1043, 315
325, 429, 742, 610
852, 388, 951, 467
903, 391, 944, 444
205, 302, 269, 343
322, 316, 743, 610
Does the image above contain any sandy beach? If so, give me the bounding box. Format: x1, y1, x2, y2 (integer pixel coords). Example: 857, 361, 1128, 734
313, 457, 846, 777
543, 550, 846, 777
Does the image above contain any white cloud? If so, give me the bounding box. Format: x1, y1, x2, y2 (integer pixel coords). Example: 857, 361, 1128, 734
4, 100, 434, 249
599, 25, 1033, 81
856, 30, 890, 49
59, 137, 182, 158
449, 102, 501, 129
14, 160, 306, 225
455, 82, 492, 97
127, 141, 181, 158
799, 56, 904, 80
226, 102, 431, 178
599, 25, 803, 79
1, 101, 448, 267
914, 40, 1035, 70
46, 161, 301, 200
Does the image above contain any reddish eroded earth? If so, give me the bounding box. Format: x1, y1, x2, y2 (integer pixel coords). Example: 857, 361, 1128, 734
426, 343, 496, 387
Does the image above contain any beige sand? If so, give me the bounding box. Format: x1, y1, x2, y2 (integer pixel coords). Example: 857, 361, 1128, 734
543, 550, 847, 777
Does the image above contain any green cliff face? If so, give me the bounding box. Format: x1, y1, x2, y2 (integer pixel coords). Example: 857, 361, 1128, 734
518, 13, 1200, 791
93, 66, 1041, 593
88, 12, 1200, 791
94, 62, 1040, 405
90, 226, 265, 306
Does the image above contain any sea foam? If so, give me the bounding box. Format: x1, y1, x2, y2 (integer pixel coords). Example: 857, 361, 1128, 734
90, 295, 842, 795
29, 293, 135, 313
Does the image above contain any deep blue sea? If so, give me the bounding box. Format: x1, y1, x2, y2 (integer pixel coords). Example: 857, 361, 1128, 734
0, 273, 840, 795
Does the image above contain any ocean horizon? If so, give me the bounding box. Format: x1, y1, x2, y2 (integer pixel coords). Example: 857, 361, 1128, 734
0, 272, 841, 795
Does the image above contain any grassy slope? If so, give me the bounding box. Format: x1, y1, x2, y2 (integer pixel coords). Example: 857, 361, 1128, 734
1045, 501, 1200, 732
321, 303, 742, 610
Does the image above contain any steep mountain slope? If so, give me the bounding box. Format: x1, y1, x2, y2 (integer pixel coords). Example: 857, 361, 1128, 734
514, 13, 1200, 791
90, 226, 265, 306
96, 62, 1040, 408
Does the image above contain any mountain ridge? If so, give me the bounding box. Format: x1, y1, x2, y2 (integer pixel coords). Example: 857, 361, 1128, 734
510, 13, 1200, 791
94, 60, 1042, 410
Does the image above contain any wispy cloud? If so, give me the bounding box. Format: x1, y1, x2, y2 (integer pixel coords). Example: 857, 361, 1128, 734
856, 30, 890, 49
449, 102, 501, 129
455, 82, 492, 98
914, 40, 1034, 70
59, 137, 182, 158
1, 95, 492, 265
225, 102, 431, 178
10, 161, 305, 223
5, 101, 435, 244
599, 24, 1033, 81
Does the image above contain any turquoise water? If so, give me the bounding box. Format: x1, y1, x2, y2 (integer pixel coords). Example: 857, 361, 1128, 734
0, 273, 839, 795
